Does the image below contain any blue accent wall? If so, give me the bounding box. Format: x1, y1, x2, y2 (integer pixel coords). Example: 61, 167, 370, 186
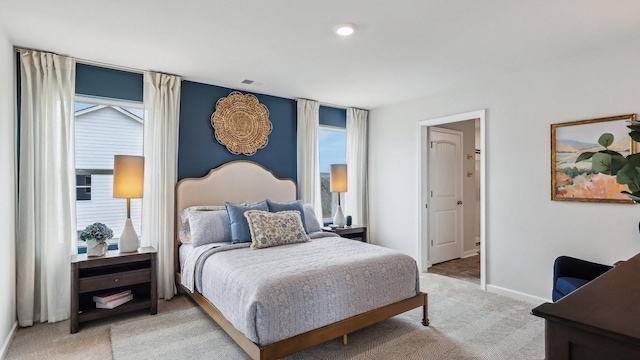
16, 58, 345, 184
76, 63, 143, 102
320, 106, 346, 128
178, 81, 297, 181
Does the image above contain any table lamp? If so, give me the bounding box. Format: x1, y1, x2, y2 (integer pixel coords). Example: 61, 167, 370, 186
113, 155, 144, 253
330, 164, 347, 227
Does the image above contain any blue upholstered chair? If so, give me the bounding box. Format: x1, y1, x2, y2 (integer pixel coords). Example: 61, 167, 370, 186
553, 256, 613, 302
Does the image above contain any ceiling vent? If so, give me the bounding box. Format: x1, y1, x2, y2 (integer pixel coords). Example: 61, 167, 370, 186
241, 79, 264, 87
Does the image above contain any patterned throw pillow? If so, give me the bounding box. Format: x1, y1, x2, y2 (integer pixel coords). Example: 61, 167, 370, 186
266, 199, 309, 233
244, 210, 310, 249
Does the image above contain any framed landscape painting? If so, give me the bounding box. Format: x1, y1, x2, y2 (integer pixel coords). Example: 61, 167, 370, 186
551, 114, 637, 203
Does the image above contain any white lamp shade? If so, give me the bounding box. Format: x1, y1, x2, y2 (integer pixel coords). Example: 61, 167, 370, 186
330, 164, 348, 193
113, 155, 144, 198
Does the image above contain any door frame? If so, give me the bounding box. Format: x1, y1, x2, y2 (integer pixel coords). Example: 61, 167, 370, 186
417, 109, 486, 290
428, 127, 464, 264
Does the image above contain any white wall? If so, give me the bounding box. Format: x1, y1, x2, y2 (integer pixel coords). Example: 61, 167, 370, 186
439, 120, 478, 256
369, 38, 640, 302
0, 26, 17, 356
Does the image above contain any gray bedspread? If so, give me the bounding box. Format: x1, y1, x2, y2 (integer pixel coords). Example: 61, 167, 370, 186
182, 234, 420, 346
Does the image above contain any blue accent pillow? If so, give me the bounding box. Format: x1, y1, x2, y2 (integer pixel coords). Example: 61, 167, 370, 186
225, 201, 268, 243
266, 199, 308, 234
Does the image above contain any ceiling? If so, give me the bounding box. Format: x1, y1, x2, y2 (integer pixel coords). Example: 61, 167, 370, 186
3, 0, 640, 109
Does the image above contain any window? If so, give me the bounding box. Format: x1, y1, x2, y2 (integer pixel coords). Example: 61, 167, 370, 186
318, 126, 346, 222
75, 96, 144, 250
75, 173, 92, 201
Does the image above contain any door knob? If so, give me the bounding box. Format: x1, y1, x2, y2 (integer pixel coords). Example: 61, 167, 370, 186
457, 200, 463, 205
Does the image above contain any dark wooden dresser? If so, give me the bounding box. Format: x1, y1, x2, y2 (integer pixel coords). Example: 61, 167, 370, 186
531, 252, 640, 360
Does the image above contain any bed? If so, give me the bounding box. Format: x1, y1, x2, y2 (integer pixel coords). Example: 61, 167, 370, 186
174, 160, 428, 359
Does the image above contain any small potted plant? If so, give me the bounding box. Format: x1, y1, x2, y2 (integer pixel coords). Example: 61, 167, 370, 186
79, 222, 113, 257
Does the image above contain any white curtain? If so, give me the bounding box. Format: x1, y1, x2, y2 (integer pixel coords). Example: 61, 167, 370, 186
141, 72, 181, 300
17, 50, 76, 325
296, 99, 323, 222
345, 108, 368, 228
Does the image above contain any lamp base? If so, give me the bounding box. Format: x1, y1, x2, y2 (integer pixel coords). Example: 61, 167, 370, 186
118, 218, 140, 253
333, 205, 346, 228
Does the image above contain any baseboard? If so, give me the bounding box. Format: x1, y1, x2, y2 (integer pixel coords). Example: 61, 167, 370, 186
462, 250, 479, 258
486, 284, 550, 305
0, 321, 17, 359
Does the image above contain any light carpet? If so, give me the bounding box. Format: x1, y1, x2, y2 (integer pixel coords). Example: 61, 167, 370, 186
110, 273, 544, 360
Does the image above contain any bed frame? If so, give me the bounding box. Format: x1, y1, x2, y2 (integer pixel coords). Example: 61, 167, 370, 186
174, 160, 428, 360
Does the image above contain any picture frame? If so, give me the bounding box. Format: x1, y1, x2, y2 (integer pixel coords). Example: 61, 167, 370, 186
551, 114, 637, 203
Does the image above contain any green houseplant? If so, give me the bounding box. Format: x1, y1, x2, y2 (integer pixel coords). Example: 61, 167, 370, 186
577, 121, 640, 201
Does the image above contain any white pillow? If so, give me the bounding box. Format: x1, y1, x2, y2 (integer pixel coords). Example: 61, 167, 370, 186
188, 209, 231, 247
178, 205, 227, 244
303, 204, 322, 233
244, 210, 310, 249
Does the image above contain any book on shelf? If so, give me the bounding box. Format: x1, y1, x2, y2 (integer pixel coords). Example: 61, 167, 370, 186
96, 294, 133, 309
93, 289, 132, 304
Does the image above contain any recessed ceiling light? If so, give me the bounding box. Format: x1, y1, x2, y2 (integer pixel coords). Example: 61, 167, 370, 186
334, 23, 356, 36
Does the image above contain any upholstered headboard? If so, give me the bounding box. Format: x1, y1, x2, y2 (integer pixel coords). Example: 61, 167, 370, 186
174, 161, 297, 271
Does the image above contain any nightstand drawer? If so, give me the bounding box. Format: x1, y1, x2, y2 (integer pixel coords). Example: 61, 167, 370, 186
79, 268, 151, 293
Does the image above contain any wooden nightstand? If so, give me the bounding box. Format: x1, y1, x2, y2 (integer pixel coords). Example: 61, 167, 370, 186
322, 226, 367, 242
70, 246, 157, 333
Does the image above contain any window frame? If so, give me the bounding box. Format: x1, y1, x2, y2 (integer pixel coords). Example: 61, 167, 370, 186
74, 95, 144, 251
75, 173, 93, 201
76, 95, 144, 111
318, 125, 347, 224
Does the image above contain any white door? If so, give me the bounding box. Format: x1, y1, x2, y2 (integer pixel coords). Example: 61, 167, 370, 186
428, 127, 463, 265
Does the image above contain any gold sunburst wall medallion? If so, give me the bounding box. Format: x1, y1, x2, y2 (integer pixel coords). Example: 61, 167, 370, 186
210, 91, 272, 156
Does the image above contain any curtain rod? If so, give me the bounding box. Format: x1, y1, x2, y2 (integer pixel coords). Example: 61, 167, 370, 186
319, 101, 348, 110
77, 57, 181, 78
299, 98, 366, 111
320, 102, 369, 112
15, 46, 143, 74
14, 46, 180, 77
76, 58, 144, 75
15, 47, 362, 110
15, 46, 67, 59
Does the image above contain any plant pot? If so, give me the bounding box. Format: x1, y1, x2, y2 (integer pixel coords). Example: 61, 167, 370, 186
86, 239, 108, 257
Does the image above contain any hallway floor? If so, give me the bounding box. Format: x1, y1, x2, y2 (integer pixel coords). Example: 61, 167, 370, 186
428, 254, 480, 285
